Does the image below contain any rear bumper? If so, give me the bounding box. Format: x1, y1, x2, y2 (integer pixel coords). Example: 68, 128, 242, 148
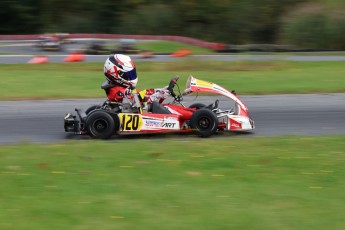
64, 113, 80, 133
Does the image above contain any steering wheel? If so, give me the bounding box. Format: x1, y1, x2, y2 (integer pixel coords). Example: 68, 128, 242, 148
167, 77, 182, 102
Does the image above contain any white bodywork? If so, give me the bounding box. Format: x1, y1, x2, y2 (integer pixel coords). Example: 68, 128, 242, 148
185, 76, 255, 131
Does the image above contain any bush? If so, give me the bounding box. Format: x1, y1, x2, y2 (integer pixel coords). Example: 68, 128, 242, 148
280, 3, 345, 49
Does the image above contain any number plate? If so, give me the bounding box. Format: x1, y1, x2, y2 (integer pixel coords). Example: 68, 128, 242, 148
119, 113, 143, 131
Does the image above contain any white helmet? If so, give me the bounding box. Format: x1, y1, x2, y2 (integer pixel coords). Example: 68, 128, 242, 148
104, 54, 138, 87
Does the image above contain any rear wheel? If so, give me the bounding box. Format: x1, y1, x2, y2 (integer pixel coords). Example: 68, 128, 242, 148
85, 105, 101, 114
85, 111, 116, 139
190, 109, 218, 137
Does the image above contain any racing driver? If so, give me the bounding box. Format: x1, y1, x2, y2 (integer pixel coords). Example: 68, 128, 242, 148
102, 54, 179, 106
102, 54, 138, 102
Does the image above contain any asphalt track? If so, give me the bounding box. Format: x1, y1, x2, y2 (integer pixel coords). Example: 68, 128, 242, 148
0, 94, 344, 144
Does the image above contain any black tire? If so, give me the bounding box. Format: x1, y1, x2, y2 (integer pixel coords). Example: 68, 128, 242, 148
85, 105, 101, 114
189, 103, 206, 109
85, 111, 116, 139
190, 109, 218, 138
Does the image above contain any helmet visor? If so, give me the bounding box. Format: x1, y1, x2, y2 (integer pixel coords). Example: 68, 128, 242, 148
121, 68, 137, 81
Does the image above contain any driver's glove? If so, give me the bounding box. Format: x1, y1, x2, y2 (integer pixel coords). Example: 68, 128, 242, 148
174, 95, 182, 102
124, 88, 131, 96
124, 85, 135, 95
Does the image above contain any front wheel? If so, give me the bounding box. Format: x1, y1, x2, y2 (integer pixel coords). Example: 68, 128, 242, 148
85, 111, 116, 139
190, 109, 218, 137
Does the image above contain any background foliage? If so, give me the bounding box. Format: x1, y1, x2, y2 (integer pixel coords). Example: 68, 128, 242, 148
0, 0, 344, 49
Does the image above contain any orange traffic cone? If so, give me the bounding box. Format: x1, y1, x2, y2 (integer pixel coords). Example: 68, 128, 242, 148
28, 56, 49, 64
170, 48, 192, 57
63, 52, 85, 62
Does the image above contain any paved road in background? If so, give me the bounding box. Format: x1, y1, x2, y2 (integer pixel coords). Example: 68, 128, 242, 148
1, 40, 345, 63
0, 94, 344, 144
1, 54, 345, 64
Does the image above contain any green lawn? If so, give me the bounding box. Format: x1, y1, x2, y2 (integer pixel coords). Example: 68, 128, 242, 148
0, 136, 344, 230
104, 40, 214, 54
135, 41, 214, 54
318, 0, 345, 8
0, 60, 344, 100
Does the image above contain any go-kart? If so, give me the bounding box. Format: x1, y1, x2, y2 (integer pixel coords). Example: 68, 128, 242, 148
64, 76, 254, 139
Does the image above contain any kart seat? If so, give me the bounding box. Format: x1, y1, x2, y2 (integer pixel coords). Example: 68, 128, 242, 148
148, 101, 171, 114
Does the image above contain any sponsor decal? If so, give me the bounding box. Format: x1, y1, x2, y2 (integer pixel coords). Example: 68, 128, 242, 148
145, 120, 162, 127
214, 86, 229, 94
231, 123, 241, 128
162, 122, 176, 128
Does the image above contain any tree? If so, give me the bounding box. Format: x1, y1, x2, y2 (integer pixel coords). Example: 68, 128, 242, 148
0, 0, 42, 34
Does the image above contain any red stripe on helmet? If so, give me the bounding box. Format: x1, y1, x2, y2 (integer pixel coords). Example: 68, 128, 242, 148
112, 65, 118, 76
114, 55, 125, 66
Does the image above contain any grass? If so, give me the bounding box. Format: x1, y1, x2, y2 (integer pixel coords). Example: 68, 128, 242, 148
135, 40, 214, 54
317, 0, 345, 8
103, 40, 214, 54
283, 51, 345, 56
0, 135, 344, 230
0, 60, 344, 100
